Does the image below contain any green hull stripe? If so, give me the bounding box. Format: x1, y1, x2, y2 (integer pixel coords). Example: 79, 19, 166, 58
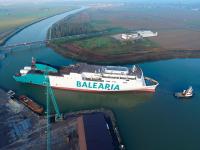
13, 74, 46, 86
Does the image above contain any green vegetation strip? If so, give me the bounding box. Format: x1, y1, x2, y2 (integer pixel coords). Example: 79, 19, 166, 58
74, 36, 159, 55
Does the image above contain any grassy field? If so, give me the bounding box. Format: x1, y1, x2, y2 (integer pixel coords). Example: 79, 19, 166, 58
49, 35, 162, 64
74, 36, 158, 55
0, 2, 78, 44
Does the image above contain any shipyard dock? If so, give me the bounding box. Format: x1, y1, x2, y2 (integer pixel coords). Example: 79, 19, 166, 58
0, 89, 124, 150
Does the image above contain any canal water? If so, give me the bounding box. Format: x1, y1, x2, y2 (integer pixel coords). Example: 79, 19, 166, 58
1, 8, 200, 150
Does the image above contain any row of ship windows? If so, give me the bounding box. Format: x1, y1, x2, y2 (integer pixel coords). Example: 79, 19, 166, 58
82, 77, 136, 83
102, 76, 136, 80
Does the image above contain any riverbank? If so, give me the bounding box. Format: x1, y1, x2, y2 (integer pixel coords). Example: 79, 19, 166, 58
48, 37, 200, 65
0, 6, 79, 46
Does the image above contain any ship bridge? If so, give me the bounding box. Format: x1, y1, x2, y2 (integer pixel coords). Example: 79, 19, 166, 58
103, 66, 129, 75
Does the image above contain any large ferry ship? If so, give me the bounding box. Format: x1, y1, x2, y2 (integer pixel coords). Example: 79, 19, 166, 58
13, 58, 159, 93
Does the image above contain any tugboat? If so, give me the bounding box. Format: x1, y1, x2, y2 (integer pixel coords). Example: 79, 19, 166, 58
174, 86, 193, 98
18, 95, 44, 115
7, 90, 44, 115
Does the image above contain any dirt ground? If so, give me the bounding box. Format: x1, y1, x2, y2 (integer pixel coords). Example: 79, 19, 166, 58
88, 5, 200, 51
150, 29, 200, 50
0, 89, 79, 150
0, 89, 121, 150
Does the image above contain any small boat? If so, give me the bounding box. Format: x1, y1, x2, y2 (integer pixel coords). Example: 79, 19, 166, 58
18, 95, 44, 115
7, 90, 44, 115
174, 86, 193, 98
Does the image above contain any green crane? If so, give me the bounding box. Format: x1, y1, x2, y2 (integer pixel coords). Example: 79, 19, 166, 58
44, 69, 62, 150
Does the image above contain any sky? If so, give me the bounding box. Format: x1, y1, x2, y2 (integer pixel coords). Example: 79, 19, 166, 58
0, 0, 199, 4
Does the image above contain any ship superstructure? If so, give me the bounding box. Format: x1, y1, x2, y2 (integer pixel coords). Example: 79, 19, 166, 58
13, 59, 159, 92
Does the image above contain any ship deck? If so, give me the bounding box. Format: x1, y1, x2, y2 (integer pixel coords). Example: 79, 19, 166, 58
59, 63, 143, 78
26, 63, 143, 78
60, 63, 102, 74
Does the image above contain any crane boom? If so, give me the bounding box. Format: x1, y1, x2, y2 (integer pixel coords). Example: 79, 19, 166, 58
44, 69, 62, 119
44, 69, 62, 150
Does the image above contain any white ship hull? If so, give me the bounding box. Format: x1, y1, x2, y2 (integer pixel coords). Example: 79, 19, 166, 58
14, 61, 159, 93
48, 74, 158, 93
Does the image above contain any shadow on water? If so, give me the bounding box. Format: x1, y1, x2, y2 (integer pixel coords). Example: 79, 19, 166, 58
19, 83, 154, 113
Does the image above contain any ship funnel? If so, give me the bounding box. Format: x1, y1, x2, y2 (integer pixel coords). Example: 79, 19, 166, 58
31, 57, 36, 70
132, 65, 136, 72
32, 57, 36, 65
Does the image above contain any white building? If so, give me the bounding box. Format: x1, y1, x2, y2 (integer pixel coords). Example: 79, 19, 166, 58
121, 33, 139, 40
137, 30, 158, 38
121, 30, 157, 41
121, 34, 131, 40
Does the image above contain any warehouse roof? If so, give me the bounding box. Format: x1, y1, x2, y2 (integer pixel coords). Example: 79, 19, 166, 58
77, 113, 115, 150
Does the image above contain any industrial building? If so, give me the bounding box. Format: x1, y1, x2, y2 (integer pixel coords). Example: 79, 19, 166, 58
137, 30, 158, 38
121, 33, 139, 40
121, 30, 158, 40
77, 113, 115, 150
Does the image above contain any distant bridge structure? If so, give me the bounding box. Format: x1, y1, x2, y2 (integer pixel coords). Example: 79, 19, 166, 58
0, 39, 51, 61
0, 35, 70, 50
1, 40, 49, 49
0, 30, 109, 50
0, 34, 85, 50
0, 31, 105, 61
